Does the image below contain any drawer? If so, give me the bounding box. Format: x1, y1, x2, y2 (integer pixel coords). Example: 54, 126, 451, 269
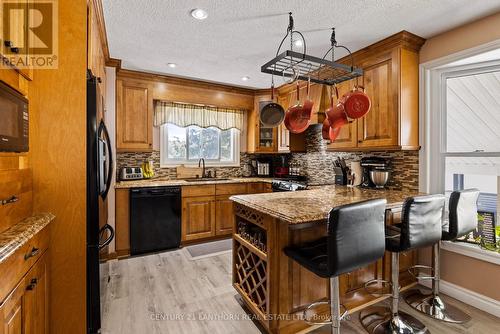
0, 225, 49, 303
215, 183, 248, 196
182, 185, 215, 197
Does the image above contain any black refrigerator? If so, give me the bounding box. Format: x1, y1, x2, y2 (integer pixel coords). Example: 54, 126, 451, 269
87, 70, 114, 334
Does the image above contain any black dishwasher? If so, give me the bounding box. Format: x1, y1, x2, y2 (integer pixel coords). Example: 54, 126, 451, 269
130, 186, 181, 255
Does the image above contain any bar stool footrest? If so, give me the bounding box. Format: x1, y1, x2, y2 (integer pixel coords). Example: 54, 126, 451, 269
303, 301, 348, 326
408, 265, 436, 281
364, 279, 393, 297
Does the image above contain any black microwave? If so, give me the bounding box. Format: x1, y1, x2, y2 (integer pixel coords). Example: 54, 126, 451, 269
0, 81, 29, 152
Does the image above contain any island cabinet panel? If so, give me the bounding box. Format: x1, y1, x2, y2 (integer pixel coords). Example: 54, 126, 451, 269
182, 195, 216, 241
116, 79, 153, 151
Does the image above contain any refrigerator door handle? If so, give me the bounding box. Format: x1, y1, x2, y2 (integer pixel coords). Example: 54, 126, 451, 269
99, 224, 114, 250
98, 120, 113, 199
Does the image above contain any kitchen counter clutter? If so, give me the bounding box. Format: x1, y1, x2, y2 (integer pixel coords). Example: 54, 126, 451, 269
230, 185, 420, 334
0, 212, 54, 264
230, 185, 418, 224
115, 177, 273, 189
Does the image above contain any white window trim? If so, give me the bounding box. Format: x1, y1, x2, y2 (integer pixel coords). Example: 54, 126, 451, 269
159, 124, 241, 168
420, 39, 500, 265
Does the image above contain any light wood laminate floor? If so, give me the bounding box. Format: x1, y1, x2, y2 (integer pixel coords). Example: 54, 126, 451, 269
100, 248, 500, 334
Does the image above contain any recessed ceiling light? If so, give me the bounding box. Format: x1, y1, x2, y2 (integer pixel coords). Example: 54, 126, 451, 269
241, 76, 250, 81
167, 63, 177, 68
293, 39, 303, 48
190, 8, 208, 20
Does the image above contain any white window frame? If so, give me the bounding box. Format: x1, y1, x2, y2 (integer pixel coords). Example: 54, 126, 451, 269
420, 40, 500, 264
159, 124, 240, 168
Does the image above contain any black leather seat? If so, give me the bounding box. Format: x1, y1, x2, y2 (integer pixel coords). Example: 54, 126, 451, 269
403, 189, 479, 324
442, 189, 480, 241
385, 195, 446, 253
284, 199, 387, 333
360, 194, 445, 334
284, 199, 387, 278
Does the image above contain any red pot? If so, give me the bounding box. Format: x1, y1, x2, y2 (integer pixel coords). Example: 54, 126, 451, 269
343, 86, 371, 119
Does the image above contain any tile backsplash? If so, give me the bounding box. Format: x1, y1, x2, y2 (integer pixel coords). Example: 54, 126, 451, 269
117, 125, 419, 191
288, 125, 419, 191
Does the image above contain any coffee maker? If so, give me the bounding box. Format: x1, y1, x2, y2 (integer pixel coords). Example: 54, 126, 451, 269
360, 157, 391, 188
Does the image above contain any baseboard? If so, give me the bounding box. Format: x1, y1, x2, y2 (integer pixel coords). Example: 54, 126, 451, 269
421, 280, 500, 318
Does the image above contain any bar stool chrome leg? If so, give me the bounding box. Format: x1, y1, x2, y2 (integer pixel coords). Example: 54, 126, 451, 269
360, 253, 429, 334
403, 243, 472, 323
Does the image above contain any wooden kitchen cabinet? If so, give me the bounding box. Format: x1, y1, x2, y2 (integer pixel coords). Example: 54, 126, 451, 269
182, 195, 216, 241
0, 252, 49, 334
327, 31, 424, 151
215, 195, 235, 236
116, 78, 153, 151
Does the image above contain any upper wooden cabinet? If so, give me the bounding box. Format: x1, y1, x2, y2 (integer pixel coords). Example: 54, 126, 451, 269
247, 91, 306, 153
327, 31, 424, 151
116, 78, 153, 151
87, 0, 108, 99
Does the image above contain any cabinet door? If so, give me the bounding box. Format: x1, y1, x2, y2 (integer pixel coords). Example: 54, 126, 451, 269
357, 50, 399, 148
182, 196, 216, 241
0, 286, 23, 334
116, 79, 153, 151
23, 253, 48, 334
215, 195, 234, 236
327, 79, 358, 150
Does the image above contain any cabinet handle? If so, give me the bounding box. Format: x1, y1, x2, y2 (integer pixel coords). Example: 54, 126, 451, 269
10, 47, 19, 54
358, 140, 363, 143
1, 195, 18, 205
26, 278, 38, 291
24, 247, 40, 260
4, 40, 13, 48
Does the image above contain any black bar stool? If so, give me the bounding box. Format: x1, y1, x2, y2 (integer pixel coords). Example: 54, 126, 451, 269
403, 189, 479, 323
284, 199, 387, 334
360, 194, 445, 334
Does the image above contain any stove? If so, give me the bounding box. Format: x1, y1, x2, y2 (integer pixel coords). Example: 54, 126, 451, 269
271, 179, 308, 192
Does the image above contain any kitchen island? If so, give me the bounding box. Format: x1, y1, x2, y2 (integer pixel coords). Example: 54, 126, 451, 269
230, 185, 419, 334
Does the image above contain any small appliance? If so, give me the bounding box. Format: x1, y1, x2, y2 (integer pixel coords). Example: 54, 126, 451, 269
119, 167, 144, 181
0, 81, 29, 152
350, 161, 363, 187
360, 157, 392, 188
274, 155, 289, 178
256, 158, 272, 177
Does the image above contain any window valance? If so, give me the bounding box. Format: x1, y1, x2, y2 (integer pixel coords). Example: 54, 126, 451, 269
154, 101, 244, 131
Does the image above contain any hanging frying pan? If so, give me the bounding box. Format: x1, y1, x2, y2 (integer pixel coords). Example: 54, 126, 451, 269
284, 81, 311, 134
325, 86, 348, 132
260, 83, 285, 127
343, 78, 371, 119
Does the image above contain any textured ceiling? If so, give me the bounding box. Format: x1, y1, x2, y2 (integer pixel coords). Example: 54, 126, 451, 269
102, 0, 500, 88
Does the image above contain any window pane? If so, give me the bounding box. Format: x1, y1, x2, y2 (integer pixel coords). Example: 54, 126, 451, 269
166, 124, 186, 159
446, 71, 500, 152
445, 157, 499, 213
187, 127, 202, 159
220, 129, 233, 161
201, 127, 220, 160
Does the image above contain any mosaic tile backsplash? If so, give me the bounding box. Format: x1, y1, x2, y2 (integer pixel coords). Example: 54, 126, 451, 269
117, 126, 419, 191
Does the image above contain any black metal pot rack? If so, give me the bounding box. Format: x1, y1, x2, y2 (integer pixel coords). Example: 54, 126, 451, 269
261, 13, 363, 86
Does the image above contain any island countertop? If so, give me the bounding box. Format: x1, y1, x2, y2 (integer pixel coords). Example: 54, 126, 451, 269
230, 185, 418, 224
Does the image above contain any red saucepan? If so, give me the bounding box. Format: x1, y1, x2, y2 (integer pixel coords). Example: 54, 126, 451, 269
284, 79, 313, 134
343, 85, 371, 119
325, 86, 349, 140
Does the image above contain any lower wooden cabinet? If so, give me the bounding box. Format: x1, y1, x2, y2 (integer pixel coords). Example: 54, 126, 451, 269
215, 195, 235, 236
182, 196, 216, 241
0, 252, 48, 334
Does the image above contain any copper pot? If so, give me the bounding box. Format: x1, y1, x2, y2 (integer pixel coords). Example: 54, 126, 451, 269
284, 80, 313, 134
343, 85, 371, 119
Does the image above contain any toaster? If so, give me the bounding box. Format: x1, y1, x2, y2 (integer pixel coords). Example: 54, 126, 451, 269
119, 167, 143, 181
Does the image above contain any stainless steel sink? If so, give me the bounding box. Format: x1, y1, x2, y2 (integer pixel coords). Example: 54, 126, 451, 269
183, 178, 232, 182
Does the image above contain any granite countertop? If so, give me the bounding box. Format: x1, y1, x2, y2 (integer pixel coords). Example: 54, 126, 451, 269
115, 177, 273, 189
0, 213, 55, 264
230, 185, 418, 224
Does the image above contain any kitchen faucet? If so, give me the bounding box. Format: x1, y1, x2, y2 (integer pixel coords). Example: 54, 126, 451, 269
198, 158, 206, 178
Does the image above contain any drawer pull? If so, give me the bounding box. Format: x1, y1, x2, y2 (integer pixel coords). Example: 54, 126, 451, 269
26, 278, 38, 291
24, 247, 40, 260
1, 195, 18, 205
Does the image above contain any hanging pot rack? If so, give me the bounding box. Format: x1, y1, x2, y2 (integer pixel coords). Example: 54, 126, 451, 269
260, 13, 363, 86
